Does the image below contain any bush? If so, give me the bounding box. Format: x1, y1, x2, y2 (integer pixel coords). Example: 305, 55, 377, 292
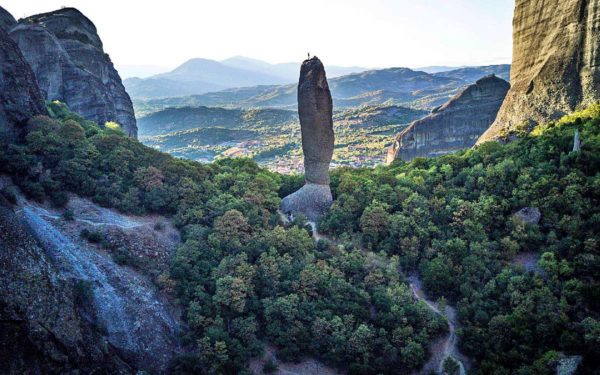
80, 228, 104, 243
62, 208, 74, 221
0, 186, 18, 204
262, 359, 278, 374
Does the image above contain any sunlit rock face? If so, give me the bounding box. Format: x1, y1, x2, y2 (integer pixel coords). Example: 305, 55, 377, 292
9, 8, 137, 137
477, 0, 600, 143
0, 18, 47, 140
281, 57, 334, 220
388, 75, 509, 162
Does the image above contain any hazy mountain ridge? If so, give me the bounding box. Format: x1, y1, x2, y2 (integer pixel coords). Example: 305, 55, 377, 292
134, 64, 510, 115
125, 56, 368, 99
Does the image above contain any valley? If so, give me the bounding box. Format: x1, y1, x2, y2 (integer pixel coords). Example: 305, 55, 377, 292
1, 1, 600, 374
134, 64, 508, 171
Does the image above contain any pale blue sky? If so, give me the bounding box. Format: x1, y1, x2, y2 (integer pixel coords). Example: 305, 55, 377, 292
4, 0, 514, 71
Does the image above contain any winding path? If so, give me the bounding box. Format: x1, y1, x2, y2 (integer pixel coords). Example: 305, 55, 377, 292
407, 276, 468, 375
302, 215, 469, 375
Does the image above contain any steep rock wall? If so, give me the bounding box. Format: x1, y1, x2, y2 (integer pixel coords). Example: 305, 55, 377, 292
478, 0, 600, 143
9, 8, 137, 137
0, 24, 47, 140
388, 75, 509, 161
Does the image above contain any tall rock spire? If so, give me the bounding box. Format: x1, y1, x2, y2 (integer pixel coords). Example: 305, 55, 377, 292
281, 57, 334, 220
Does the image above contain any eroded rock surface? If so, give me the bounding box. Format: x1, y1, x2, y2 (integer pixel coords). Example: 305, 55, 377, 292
0, 24, 47, 140
388, 75, 509, 162
281, 57, 334, 220
9, 8, 137, 137
0, 180, 181, 374
0, 6, 16, 31
478, 0, 600, 143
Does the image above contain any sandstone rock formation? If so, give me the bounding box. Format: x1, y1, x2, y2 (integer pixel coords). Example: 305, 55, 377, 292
281, 57, 334, 220
9, 8, 137, 137
387, 75, 509, 162
477, 0, 600, 144
0, 26, 47, 140
0, 6, 16, 31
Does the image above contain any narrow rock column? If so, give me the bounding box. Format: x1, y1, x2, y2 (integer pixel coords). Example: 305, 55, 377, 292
573, 129, 581, 152
281, 57, 334, 221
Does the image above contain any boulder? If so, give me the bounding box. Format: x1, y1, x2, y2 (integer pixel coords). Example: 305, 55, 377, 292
281, 57, 334, 220
0, 26, 47, 140
9, 8, 137, 137
514, 207, 541, 225
478, 0, 600, 143
388, 75, 509, 162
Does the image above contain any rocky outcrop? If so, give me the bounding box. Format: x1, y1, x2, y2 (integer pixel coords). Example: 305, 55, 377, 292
0, 179, 180, 374
281, 57, 334, 220
0, 195, 132, 374
477, 0, 600, 143
9, 8, 137, 137
0, 6, 16, 31
514, 207, 541, 225
388, 75, 509, 162
0, 25, 47, 140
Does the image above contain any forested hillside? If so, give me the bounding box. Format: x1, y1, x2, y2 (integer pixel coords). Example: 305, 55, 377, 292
2, 100, 599, 373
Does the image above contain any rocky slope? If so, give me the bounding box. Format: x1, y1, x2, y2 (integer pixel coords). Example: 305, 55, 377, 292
0, 180, 181, 374
388, 75, 509, 162
0, 24, 47, 140
9, 7, 137, 137
478, 0, 600, 143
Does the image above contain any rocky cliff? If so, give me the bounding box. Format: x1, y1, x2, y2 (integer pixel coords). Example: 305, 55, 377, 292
0, 180, 181, 374
9, 8, 137, 137
478, 0, 600, 143
0, 6, 16, 31
281, 57, 334, 220
388, 75, 509, 162
0, 25, 47, 140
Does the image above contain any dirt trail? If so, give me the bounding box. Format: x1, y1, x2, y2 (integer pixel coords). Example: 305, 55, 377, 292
280, 213, 470, 374
407, 275, 468, 375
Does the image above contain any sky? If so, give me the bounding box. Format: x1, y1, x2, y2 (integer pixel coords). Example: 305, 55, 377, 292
3, 0, 514, 76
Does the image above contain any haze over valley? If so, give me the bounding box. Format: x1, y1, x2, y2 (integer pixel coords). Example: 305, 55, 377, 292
131, 59, 510, 170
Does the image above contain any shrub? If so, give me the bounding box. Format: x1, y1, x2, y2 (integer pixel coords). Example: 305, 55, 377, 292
0, 186, 18, 204
62, 208, 74, 221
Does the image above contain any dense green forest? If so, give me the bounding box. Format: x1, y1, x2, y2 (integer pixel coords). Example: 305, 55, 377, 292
320, 105, 600, 374
1, 101, 599, 374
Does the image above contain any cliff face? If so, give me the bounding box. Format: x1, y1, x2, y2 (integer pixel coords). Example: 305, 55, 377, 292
478, 0, 600, 143
9, 8, 137, 137
0, 196, 132, 374
0, 182, 181, 374
0, 26, 47, 140
0, 6, 16, 31
388, 75, 509, 162
281, 57, 334, 220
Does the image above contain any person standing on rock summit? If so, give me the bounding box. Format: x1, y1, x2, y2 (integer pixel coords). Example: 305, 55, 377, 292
281, 56, 335, 221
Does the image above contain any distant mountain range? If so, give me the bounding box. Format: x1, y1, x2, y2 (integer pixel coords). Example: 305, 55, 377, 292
133, 64, 510, 116
124, 56, 368, 99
